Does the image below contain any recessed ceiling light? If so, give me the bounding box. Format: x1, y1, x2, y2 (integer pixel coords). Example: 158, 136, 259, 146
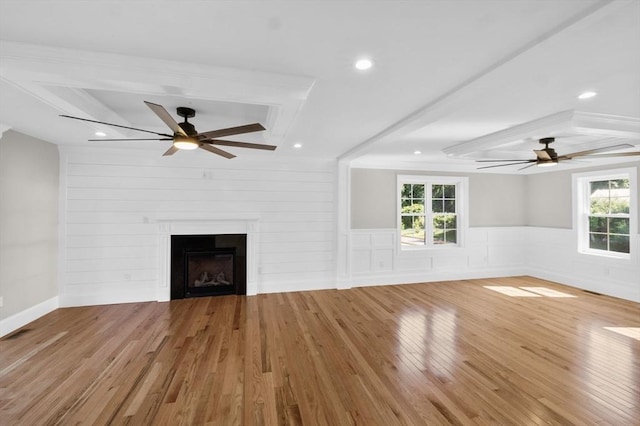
293, 143, 302, 148
578, 91, 597, 99
355, 58, 373, 71
95, 131, 107, 137
414, 150, 422, 155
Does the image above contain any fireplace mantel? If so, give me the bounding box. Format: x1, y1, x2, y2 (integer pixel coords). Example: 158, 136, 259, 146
156, 217, 259, 300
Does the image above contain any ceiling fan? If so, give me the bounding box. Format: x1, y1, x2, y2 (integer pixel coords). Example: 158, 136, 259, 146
60, 101, 276, 159
476, 137, 640, 170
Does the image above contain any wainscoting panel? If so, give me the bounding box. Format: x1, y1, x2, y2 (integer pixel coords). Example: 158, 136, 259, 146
349, 227, 640, 302
523, 227, 640, 302
349, 227, 525, 287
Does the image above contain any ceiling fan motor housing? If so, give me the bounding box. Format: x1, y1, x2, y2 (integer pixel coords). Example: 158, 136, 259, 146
540, 137, 557, 159
176, 107, 198, 136
178, 121, 197, 136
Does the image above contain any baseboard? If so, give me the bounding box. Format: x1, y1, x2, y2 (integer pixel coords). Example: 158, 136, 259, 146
258, 278, 337, 294
59, 288, 158, 308
349, 267, 525, 288
0, 296, 59, 338
524, 267, 640, 303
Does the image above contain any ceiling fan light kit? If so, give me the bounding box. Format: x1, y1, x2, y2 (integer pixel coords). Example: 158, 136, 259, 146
60, 101, 276, 159
173, 135, 199, 150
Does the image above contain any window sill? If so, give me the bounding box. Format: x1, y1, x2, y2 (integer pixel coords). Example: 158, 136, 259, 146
577, 249, 631, 262
400, 244, 464, 253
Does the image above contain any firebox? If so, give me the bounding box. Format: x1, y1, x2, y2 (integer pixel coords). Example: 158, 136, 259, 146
170, 234, 246, 299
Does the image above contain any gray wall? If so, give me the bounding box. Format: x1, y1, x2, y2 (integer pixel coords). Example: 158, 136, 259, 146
469, 173, 527, 226
351, 162, 640, 230
350, 169, 397, 228
351, 168, 527, 228
0, 130, 59, 320
526, 160, 640, 228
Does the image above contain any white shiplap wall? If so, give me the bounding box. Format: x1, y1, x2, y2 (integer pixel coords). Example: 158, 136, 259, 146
59, 146, 336, 306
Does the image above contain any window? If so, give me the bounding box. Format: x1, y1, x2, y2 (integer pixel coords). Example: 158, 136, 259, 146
398, 176, 468, 248
574, 168, 637, 258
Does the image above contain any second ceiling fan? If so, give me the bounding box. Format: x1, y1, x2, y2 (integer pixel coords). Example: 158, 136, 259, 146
61, 101, 276, 158
476, 137, 640, 170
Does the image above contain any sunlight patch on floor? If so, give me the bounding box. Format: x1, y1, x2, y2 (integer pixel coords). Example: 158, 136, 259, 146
483, 286, 542, 297
603, 327, 640, 341
519, 287, 577, 298
484, 286, 579, 298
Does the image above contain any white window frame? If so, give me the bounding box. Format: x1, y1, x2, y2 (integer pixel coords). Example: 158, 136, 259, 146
573, 167, 637, 260
397, 175, 469, 251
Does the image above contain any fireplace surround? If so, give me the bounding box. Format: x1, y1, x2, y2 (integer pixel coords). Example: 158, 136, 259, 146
157, 217, 259, 301
170, 234, 246, 299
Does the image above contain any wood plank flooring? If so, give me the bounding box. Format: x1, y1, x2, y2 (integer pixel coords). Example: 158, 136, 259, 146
1, 276, 639, 425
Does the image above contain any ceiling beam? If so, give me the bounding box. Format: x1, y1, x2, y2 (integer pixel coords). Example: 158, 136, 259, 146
337, 0, 618, 162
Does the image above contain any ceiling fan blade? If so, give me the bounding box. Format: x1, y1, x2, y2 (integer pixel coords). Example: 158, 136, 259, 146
163, 146, 179, 156
534, 149, 552, 161
559, 143, 635, 159
88, 138, 173, 141
60, 115, 173, 137
518, 163, 538, 171
477, 161, 536, 170
476, 159, 532, 162
201, 139, 277, 151
561, 151, 640, 160
199, 144, 236, 159
197, 123, 265, 139
144, 101, 187, 136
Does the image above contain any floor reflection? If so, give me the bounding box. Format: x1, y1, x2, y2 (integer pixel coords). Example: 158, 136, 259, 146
582, 326, 638, 407
397, 308, 457, 378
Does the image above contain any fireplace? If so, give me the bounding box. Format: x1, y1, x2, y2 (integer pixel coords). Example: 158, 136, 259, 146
171, 234, 246, 299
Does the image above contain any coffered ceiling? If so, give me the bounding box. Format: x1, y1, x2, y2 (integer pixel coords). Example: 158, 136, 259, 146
0, 0, 638, 173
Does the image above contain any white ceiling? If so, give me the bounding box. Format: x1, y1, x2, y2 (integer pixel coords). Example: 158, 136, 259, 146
0, 0, 639, 173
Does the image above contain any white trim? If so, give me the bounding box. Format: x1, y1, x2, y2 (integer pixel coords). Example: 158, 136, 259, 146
397, 175, 469, 251
156, 218, 260, 299
59, 289, 156, 308
0, 296, 59, 338
348, 226, 639, 302
350, 267, 524, 288
572, 167, 638, 262
57, 147, 69, 304
336, 160, 352, 289
258, 278, 336, 294
525, 266, 640, 303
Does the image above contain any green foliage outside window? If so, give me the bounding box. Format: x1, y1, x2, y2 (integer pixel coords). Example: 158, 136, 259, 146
401, 184, 426, 243
401, 182, 458, 246
588, 178, 630, 254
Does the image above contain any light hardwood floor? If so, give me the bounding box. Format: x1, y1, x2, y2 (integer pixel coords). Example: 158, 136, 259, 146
1, 276, 639, 425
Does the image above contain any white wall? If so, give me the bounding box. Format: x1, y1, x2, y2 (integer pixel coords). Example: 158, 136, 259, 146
347, 227, 640, 302
58, 146, 336, 306
349, 227, 525, 286
0, 131, 59, 336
